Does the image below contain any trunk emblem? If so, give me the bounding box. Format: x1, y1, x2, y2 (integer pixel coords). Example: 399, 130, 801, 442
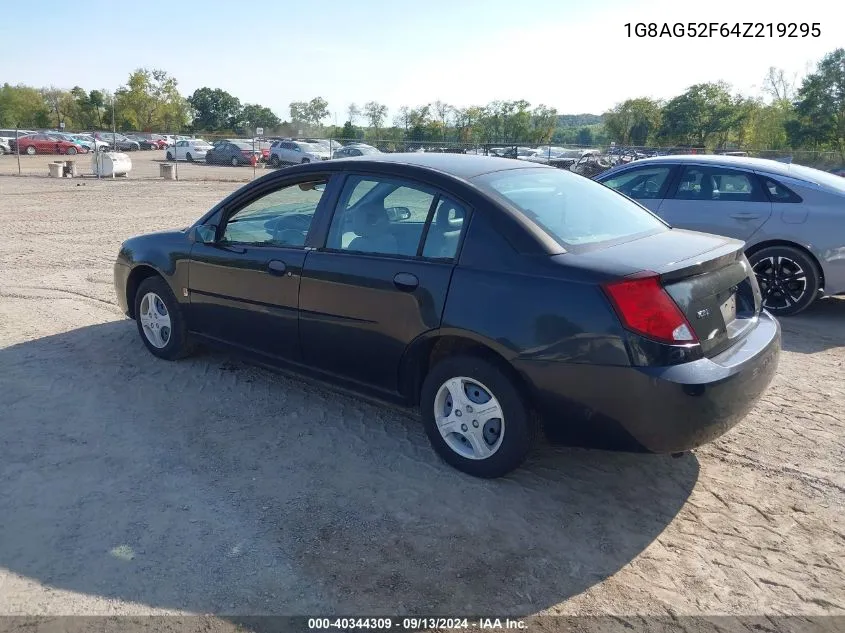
696, 308, 711, 319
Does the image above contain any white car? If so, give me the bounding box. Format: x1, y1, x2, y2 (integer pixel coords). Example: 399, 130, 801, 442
0, 128, 36, 152
0, 139, 9, 155
268, 140, 331, 167
166, 139, 214, 162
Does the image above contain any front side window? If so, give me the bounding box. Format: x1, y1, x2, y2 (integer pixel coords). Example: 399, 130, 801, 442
326, 176, 437, 256
601, 166, 672, 200
220, 180, 327, 247
473, 167, 666, 249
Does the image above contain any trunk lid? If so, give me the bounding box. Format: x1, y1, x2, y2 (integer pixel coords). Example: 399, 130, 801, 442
568, 229, 763, 357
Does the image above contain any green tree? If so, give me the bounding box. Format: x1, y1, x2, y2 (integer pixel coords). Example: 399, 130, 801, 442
341, 120, 356, 139
603, 98, 662, 146
658, 83, 737, 147
114, 68, 187, 131
363, 101, 388, 133
236, 104, 281, 133
188, 87, 242, 131
576, 127, 593, 145
347, 102, 361, 125
787, 48, 845, 157
530, 104, 558, 143
0, 83, 51, 128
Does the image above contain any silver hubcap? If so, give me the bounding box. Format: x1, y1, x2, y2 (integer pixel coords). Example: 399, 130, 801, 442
753, 255, 808, 311
434, 376, 504, 460
139, 292, 172, 349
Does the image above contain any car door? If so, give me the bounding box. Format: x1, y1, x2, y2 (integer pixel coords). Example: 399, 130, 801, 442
298, 173, 469, 394
188, 175, 336, 361
656, 164, 773, 240
173, 140, 185, 159
597, 164, 677, 213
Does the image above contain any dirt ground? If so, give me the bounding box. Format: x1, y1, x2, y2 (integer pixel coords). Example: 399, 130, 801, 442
0, 175, 843, 627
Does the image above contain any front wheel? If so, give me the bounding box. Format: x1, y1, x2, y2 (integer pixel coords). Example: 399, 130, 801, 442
420, 355, 537, 478
166, 151, 173, 160
749, 245, 820, 316
134, 276, 194, 360
269, 155, 280, 167
186, 152, 194, 162
66, 146, 77, 155
301, 158, 310, 164
231, 156, 239, 167
25, 145, 36, 155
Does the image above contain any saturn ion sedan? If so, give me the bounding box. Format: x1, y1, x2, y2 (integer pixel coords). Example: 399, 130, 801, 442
114, 154, 780, 477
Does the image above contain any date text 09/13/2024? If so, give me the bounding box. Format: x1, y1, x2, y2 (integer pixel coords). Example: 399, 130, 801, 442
624, 22, 821, 37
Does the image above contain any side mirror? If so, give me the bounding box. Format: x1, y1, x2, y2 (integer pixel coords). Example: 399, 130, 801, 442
195, 224, 217, 244
386, 206, 412, 221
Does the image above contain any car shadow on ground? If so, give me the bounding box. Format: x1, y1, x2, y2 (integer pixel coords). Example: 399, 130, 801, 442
0, 320, 698, 618
779, 296, 845, 354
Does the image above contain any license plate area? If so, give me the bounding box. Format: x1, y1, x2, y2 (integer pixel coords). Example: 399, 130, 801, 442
720, 293, 737, 325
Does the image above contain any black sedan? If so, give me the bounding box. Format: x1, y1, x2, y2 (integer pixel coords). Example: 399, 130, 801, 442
113, 154, 780, 477
206, 140, 261, 166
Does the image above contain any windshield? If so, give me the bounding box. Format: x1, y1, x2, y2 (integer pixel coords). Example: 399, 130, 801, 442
358, 146, 378, 155
788, 163, 845, 194
473, 167, 667, 249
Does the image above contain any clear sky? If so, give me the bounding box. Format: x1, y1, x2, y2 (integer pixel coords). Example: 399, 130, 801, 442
1, 0, 841, 121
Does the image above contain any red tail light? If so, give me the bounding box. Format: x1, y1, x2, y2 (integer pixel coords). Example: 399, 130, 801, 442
602, 273, 698, 344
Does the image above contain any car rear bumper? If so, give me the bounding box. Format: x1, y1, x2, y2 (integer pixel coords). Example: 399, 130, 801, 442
516, 311, 781, 453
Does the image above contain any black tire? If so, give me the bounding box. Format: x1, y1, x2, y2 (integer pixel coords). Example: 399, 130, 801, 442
186, 152, 193, 162
231, 156, 239, 167
66, 146, 77, 155
133, 276, 194, 360
270, 155, 280, 167
301, 158, 310, 164
748, 245, 820, 316
420, 354, 537, 478
166, 151, 173, 160
25, 145, 36, 155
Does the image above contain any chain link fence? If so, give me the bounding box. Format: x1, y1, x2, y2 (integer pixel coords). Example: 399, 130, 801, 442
1, 127, 843, 182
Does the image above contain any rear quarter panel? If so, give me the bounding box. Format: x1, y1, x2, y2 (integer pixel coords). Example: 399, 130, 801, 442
443, 210, 630, 367
748, 182, 845, 294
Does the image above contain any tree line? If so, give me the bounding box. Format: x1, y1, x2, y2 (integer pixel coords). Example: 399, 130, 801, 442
0, 48, 842, 157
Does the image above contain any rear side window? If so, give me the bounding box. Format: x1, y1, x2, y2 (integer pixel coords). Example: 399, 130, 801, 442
673, 166, 766, 202
763, 178, 802, 203
473, 167, 666, 249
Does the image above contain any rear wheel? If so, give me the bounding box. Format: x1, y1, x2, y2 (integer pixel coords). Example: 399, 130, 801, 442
301, 158, 310, 164
166, 151, 173, 160
270, 155, 281, 167
25, 145, 36, 155
231, 156, 239, 167
420, 355, 537, 478
749, 245, 820, 316
134, 276, 194, 360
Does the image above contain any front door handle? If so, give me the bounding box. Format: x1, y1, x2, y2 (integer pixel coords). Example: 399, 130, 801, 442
268, 260, 287, 275
731, 213, 760, 220
393, 272, 419, 291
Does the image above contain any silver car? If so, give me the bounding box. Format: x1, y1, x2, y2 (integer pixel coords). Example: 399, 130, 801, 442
596, 155, 845, 316
268, 140, 330, 167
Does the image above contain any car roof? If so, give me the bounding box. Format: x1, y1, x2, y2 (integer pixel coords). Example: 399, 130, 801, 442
335, 152, 545, 179
612, 154, 814, 181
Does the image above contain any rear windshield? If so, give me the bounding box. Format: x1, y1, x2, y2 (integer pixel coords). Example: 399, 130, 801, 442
232, 142, 254, 150
473, 167, 667, 249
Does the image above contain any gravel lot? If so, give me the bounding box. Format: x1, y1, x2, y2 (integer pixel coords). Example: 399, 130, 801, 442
0, 175, 843, 627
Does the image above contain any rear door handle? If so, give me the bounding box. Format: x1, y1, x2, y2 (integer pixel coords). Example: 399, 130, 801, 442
393, 272, 419, 291
267, 259, 287, 275
731, 213, 760, 220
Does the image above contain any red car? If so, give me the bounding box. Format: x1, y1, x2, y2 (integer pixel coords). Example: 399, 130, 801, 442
12, 133, 84, 156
